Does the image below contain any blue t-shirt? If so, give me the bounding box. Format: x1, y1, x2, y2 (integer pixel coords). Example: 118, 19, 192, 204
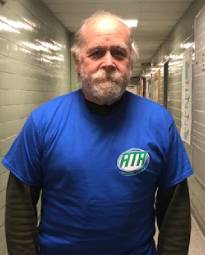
2, 90, 193, 255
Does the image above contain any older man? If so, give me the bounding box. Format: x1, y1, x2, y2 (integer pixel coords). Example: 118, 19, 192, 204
2, 12, 192, 255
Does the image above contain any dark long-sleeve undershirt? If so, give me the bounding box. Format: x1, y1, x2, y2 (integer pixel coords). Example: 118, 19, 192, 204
6, 174, 40, 255
156, 180, 191, 255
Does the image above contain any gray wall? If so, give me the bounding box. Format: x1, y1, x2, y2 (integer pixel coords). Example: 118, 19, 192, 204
167, 59, 183, 129
0, 0, 72, 254
158, 67, 164, 106
192, 5, 205, 235
70, 32, 80, 90
149, 0, 205, 235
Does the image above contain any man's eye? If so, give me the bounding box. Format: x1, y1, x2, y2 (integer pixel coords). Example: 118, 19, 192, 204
88, 49, 105, 59
111, 48, 127, 60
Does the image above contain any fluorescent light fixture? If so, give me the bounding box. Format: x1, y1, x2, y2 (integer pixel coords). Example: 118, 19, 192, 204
180, 42, 195, 49
123, 19, 138, 28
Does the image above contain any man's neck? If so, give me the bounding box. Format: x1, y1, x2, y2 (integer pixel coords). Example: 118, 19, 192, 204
85, 96, 124, 115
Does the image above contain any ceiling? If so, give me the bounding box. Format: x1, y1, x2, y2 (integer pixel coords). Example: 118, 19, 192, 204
41, 0, 194, 76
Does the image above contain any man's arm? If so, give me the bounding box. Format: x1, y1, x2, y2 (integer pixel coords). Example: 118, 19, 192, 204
156, 179, 191, 255
6, 173, 40, 255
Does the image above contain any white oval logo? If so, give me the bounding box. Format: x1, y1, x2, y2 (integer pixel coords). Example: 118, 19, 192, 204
117, 148, 150, 175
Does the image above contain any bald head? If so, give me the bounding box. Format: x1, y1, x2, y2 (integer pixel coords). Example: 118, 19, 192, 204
81, 12, 131, 44
71, 11, 135, 62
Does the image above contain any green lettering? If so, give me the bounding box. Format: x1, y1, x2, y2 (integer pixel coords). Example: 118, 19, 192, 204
136, 152, 146, 166
120, 153, 131, 168
130, 152, 137, 166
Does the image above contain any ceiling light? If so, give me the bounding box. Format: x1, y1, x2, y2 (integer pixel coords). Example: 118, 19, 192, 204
123, 19, 138, 28
180, 42, 195, 49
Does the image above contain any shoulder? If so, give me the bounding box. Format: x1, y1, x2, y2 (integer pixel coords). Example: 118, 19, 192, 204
125, 91, 165, 111
27, 90, 80, 133
33, 90, 78, 114
31, 90, 79, 122
125, 91, 174, 127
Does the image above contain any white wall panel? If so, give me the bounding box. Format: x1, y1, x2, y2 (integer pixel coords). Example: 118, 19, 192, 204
193, 5, 205, 184
0, 0, 72, 254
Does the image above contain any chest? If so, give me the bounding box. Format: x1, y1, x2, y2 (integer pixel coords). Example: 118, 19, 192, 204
41, 112, 166, 203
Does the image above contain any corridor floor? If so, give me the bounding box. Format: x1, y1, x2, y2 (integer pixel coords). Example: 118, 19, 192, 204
189, 216, 205, 255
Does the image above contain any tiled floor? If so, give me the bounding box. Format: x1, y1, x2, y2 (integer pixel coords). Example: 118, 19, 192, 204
189, 217, 205, 255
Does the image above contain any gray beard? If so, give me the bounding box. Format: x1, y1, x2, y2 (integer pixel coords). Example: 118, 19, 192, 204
81, 69, 129, 105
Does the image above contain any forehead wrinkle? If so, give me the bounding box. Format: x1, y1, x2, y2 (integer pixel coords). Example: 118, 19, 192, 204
87, 43, 129, 50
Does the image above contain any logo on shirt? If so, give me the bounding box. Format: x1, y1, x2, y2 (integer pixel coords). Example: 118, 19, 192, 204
117, 148, 150, 175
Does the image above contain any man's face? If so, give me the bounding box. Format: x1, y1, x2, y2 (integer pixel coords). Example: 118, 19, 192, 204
76, 18, 132, 105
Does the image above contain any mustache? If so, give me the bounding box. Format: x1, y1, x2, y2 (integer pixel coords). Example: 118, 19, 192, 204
91, 69, 123, 83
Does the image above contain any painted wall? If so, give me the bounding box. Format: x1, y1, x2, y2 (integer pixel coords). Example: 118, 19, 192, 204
148, 0, 205, 235
70, 32, 80, 90
0, 0, 72, 253
191, 5, 205, 235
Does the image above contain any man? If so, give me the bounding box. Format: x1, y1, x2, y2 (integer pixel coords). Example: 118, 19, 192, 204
2, 11, 192, 255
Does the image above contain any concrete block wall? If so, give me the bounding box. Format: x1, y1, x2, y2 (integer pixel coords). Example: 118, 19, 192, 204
158, 67, 164, 106
191, 5, 205, 236
167, 60, 183, 129
0, 0, 72, 254
70, 32, 80, 90
149, 0, 205, 235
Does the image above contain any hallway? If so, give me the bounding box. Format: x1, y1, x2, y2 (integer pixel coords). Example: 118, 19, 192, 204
1, 0, 205, 254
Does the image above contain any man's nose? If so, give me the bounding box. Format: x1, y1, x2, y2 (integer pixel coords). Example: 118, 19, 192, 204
101, 51, 116, 70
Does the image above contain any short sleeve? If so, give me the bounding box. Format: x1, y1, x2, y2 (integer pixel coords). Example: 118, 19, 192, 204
159, 121, 193, 189
2, 114, 42, 186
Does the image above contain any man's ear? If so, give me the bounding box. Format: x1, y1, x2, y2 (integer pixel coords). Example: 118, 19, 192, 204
73, 57, 82, 78
73, 54, 81, 74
